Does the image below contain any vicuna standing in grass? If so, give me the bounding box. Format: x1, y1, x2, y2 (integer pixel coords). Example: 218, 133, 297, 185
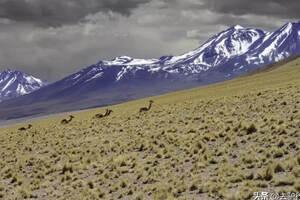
139, 100, 154, 113
105, 109, 113, 117
61, 115, 75, 124
94, 109, 113, 118
18, 124, 32, 131
95, 109, 109, 118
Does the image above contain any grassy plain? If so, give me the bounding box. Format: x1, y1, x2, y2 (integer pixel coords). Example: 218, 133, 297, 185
0, 57, 300, 199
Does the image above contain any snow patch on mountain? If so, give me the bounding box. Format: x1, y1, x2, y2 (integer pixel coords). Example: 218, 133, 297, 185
0, 69, 47, 102
1, 76, 16, 92
85, 72, 104, 83
233, 25, 244, 30
104, 56, 158, 66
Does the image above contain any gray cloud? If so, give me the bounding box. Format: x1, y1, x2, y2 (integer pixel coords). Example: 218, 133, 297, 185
0, 0, 151, 27
0, 0, 299, 81
203, 0, 300, 19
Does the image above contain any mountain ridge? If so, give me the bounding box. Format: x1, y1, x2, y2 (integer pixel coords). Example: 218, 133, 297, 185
73, 21, 300, 84
0, 21, 299, 120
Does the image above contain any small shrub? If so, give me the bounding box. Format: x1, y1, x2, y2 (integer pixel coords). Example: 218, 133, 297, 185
275, 177, 295, 187
120, 180, 127, 188
292, 166, 300, 177
294, 181, 300, 192
273, 149, 284, 158
189, 183, 198, 191
246, 124, 257, 135
87, 181, 94, 189
274, 162, 285, 173
264, 165, 274, 181
62, 163, 73, 174
278, 140, 285, 148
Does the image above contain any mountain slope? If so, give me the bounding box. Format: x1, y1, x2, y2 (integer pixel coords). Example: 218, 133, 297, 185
1, 51, 300, 200
0, 69, 47, 102
0, 22, 299, 120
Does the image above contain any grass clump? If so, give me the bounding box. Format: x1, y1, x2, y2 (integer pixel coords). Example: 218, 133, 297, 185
246, 124, 257, 134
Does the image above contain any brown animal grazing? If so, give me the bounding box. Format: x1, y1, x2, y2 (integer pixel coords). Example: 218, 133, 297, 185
18, 124, 32, 131
61, 115, 75, 124
94, 109, 113, 118
105, 109, 113, 117
139, 100, 154, 112
95, 109, 109, 118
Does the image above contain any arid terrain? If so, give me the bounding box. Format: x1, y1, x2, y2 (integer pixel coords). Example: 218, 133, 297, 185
0, 57, 300, 200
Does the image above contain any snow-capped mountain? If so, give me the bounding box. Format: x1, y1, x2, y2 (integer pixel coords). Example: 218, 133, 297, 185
57, 22, 300, 87
0, 69, 47, 102
0, 22, 299, 120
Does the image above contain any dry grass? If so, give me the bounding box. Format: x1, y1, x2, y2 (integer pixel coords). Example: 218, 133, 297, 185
0, 58, 300, 199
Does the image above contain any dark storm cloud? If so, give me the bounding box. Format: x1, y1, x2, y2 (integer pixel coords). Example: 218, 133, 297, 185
203, 0, 300, 19
0, 0, 151, 27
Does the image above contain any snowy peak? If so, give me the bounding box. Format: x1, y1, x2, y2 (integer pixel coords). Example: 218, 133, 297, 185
58, 22, 300, 86
104, 56, 159, 66
108, 56, 134, 65
233, 25, 244, 30
244, 22, 300, 63
213, 28, 262, 57
0, 69, 47, 102
281, 22, 299, 33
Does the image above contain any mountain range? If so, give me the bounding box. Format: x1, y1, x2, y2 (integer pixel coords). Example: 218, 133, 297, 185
0, 22, 299, 120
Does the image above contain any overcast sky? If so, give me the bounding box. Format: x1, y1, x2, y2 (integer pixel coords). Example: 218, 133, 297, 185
0, 0, 299, 81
